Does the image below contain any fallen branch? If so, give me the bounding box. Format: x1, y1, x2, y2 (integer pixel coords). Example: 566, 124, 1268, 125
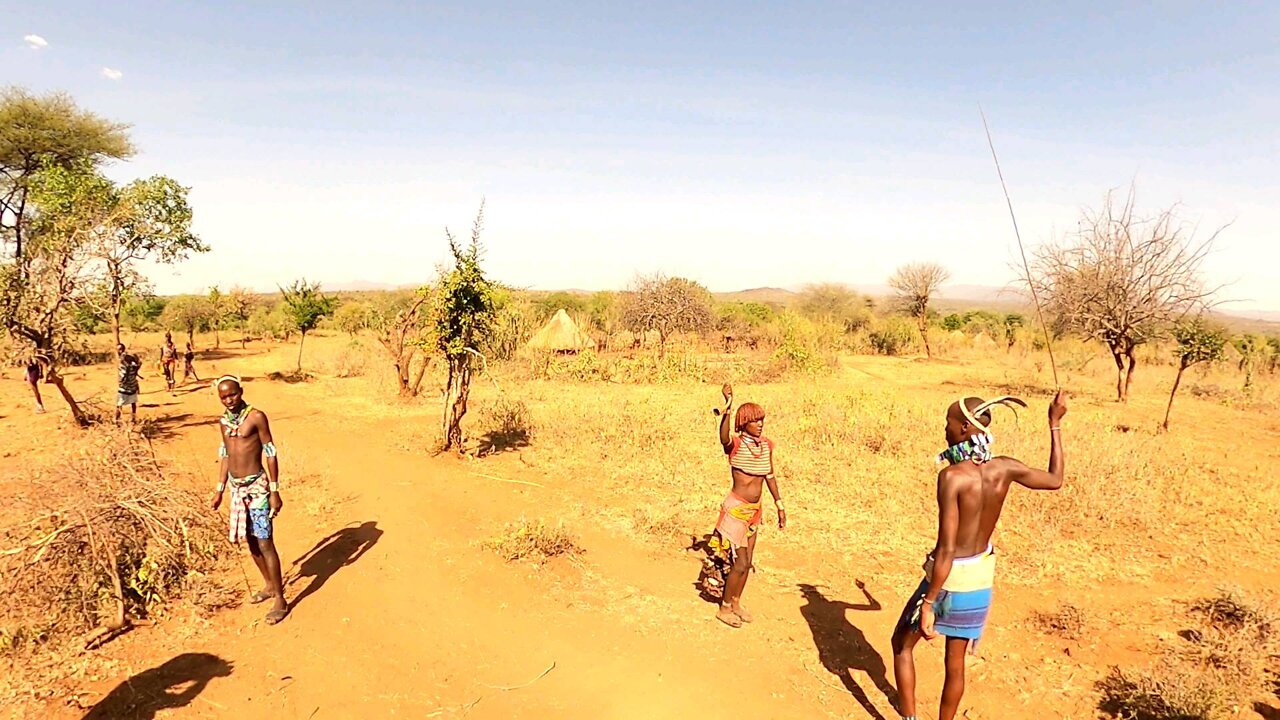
470, 472, 544, 489
480, 661, 557, 691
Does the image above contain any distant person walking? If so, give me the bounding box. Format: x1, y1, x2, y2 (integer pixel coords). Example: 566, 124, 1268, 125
160, 332, 178, 392
115, 343, 143, 425
891, 391, 1067, 720
24, 355, 45, 414
182, 342, 200, 384
210, 376, 288, 625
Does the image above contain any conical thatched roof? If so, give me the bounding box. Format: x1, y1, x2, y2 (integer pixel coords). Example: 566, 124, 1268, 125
527, 309, 594, 352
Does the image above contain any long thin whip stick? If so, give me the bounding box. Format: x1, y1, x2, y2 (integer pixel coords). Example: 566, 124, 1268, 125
979, 107, 1060, 388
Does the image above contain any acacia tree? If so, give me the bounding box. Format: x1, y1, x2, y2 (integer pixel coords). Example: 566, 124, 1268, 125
280, 279, 335, 372
1163, 318, 1226, 430
1, 88, 133, 268
207, 286, 227, 348
797, 282, 871, 332
1032, 188, 1225, 402
226, 286, 255, 347
436, 208, 496, 451
160, 295, 213, 347
0, 169, 101, 424
619, 274, 714, 357
888, 262, 950, 359
32, 164, 204, 347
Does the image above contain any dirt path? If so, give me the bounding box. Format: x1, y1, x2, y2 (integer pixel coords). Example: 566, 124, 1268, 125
13, 344, 1275, 720
37, 367, 901, 720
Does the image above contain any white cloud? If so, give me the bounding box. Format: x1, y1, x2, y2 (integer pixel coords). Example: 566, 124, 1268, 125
101, 67, 123, 81
23, 34, 48, 49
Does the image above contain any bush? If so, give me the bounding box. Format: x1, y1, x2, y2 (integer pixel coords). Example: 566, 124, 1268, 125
868, 316, 918, 356
1098, 588, 1279, 720
1097, 664, 1226, 720
331, 338, 369, 378
479, 396, 534, 453
0, 431, 230, 655
484, 518, 582, 562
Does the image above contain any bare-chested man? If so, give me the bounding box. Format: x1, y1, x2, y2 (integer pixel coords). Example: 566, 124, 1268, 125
160, 333, 178, 392
210, 376, 288, 624
891, 390, 1067, 720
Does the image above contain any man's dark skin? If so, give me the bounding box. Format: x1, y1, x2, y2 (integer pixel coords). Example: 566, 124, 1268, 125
114, 343, 143, 425
210, 379, 287, 622
892, 390, 1068, 720
716, 383, 786, 628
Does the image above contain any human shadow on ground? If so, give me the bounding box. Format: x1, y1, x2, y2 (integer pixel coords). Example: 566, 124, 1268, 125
82, 652, 232, 719
287, 521, 383, 610
798, 582, 897, 720
1256, 702, 1280, 720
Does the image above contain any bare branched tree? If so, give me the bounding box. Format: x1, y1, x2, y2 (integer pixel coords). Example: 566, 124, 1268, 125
373, 290, 434, 397
1032, 187, 1226, 402
888, 262, 950, 358
619, 274, 714, 357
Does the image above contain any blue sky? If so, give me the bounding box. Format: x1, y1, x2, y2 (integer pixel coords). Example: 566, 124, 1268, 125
6, 2, 1280, 309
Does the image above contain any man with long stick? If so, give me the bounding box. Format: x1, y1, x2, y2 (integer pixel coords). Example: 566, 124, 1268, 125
891, 391, 1067, 720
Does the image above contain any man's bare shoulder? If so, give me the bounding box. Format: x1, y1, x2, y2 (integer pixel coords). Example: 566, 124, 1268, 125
937, 463, 980, 492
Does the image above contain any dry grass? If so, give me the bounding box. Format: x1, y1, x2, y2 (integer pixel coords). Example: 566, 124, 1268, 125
1098, 589, 1280, 719
484, 518, 583, 563
0, 430, 230, 647
1029, 602, 1087, 640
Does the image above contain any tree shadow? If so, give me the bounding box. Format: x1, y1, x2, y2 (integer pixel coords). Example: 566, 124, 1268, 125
82, 652, 232, 719
287, 521, 383, 610
477, 428, 531, 455
137, 412, 195, 441
198, 348, 267, 361
798, 582, 896, 720
267, 370, 314, 384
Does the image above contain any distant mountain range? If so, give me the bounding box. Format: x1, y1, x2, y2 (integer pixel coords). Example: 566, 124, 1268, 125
311, 280, 1279, 329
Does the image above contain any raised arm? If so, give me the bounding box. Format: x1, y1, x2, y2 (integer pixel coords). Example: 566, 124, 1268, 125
1009, 390, 1068, 491
718, 383, 734, 452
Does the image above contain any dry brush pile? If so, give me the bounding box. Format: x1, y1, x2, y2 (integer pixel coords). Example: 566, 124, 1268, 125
0, 429, 233, 662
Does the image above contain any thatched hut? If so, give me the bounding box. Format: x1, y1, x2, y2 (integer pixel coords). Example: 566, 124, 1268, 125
527, 309, 594, 353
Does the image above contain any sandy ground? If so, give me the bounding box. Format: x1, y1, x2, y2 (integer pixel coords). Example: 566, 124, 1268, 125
2, 336, 1278, 720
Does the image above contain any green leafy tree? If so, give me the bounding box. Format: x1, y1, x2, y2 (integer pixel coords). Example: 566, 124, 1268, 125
226, 286, 255, 346
797, 283, 871, 332
1163, 318, 1227, 429
207, 286, 227, 348
25, 162, 204, 347
435, 206, 496, 450
1003, 313, 1025, 351
122, 292, 166, 332
1, 88, 133, 268
161, 295, 213, 347
1233, 334, 1265, 392
280, 279, 336, 371
334, 301, 372, 337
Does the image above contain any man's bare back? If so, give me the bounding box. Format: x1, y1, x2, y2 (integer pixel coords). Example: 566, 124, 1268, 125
936, 456, 1044, 558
